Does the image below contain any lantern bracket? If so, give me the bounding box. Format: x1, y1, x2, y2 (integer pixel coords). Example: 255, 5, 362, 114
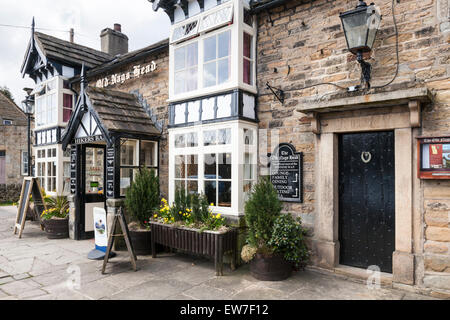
266, 82, 285, 104
357, 51, 372, 90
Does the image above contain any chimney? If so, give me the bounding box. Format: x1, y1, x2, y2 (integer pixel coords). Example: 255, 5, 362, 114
100, 24, 128, 56
69, 28, 74, 43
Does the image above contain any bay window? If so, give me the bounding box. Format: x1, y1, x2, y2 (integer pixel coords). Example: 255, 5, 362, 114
170, 121, 257, 216
36, 147, 57, 193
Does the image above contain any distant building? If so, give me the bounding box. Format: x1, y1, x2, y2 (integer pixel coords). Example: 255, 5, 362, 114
0, 91, 29, 202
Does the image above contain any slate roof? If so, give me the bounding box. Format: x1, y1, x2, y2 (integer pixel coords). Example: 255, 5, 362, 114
82, 38, 169, 79
0, 92, 27, 126
33, 32, 113, 69
86, 87, 160, 136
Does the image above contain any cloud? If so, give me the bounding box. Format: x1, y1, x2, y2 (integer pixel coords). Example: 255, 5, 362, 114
0, 0, 170, 106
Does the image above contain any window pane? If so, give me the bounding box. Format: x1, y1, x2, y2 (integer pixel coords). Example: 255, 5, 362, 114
187, 132, 198, 147
244, 59, 252, 85
141, 141, 156, 167
244, 153, 253, 180
174, 47, 186, 71
187, 67, 198, 92
120, 168, 136, 197
204, 181, 216, 206
187, 42, 198, 66
204, 153, 216, 177
175, 180, 186, 193
175, 134, 186, 148
63, 94, 73, 122
218, 58, 229, 84
243, 33, 252, 58
120, 140, 138, 166
218, 153, 231, 179
175, 71, 186, 94
186, 155, 198, 179
175, 155, 186, 179
203, 61, 216, 88
218, 129, 231, 145
204, 131, 216, 146
218, 31, 230, 58
204, 36, 216, 62
218, 181, 231, 207
187, 180, 198, 195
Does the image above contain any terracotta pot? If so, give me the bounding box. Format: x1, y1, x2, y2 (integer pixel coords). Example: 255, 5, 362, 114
249, 253, 293, 281
44, 218, 69, 239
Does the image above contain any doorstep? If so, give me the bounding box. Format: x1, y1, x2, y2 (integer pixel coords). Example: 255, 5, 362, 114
306, 265, 393, 288
334, 265, 393, 287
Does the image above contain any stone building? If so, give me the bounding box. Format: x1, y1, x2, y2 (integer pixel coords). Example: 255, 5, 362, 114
247, 0, 450, 297
0, 91, 29, 203
20, 0, 450, 297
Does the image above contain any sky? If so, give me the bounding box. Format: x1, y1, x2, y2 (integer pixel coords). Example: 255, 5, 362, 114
0, 0, 171, 108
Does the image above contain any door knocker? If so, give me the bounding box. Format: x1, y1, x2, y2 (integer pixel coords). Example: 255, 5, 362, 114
361, 152, 372, 164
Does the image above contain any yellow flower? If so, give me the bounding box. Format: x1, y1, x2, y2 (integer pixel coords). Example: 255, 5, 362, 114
153, 214, 158, 218
216, 214, 221, 219
210, 203, 214, 207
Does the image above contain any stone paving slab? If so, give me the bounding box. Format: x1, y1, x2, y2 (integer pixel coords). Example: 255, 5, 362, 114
0, 206, 441, 301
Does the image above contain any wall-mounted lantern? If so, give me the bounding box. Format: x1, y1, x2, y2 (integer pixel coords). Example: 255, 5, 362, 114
340, 1, 382, 89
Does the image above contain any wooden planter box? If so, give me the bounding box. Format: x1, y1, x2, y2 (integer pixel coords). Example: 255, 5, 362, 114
150, 222, 238, 276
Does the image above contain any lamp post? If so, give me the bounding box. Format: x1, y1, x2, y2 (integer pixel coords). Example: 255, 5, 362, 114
340, 1, 382, 89
21, 89, 34, 177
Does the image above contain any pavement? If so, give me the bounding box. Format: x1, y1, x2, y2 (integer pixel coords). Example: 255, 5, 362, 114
0, 205, 439, 300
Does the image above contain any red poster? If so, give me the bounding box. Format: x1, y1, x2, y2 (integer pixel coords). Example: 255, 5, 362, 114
429, 144, 443, 169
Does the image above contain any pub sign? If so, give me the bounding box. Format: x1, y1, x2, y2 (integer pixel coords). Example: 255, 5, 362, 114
269, 143, 303, 203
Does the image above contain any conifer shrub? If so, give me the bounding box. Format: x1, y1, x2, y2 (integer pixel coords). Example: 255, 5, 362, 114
125, 167, 159, 227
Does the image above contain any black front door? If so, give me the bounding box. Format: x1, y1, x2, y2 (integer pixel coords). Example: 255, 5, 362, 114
79, 145, 106, 240
339, 132, 395, 273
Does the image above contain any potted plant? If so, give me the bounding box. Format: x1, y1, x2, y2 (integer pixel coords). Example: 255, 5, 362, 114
124, 167, 159, 255
40, 195, 69, 239
241, 177, 309, 281
149, 189, 238, 276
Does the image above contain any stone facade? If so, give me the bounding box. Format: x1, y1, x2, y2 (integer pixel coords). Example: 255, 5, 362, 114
255, 0, 450, 296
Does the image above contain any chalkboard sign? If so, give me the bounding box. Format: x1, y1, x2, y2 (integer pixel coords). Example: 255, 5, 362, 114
14, 178, 46, 238
269, 143, 303, 203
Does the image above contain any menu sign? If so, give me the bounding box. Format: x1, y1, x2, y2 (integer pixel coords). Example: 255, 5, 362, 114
269, 143, 303, 203
106, 147, 115, 199
70, 146, 77, 194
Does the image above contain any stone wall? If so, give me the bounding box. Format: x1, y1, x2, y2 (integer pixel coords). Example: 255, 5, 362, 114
0, 125, 28, 186
88, 48, 170, 199
255, 0, 450, 294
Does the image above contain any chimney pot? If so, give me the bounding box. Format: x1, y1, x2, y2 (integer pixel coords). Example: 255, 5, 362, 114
114, 24, 121, 32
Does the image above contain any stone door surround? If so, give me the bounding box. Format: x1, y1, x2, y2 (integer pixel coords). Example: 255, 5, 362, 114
297, 88, 432, 285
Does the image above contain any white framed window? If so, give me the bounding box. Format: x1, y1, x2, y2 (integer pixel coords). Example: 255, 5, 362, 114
169, 120, 257, 216
35, 146, 57, 193
2, 119, 13, 125
119, 139, 158, 196
203, 30, 231, 88
21, 151, 29, 176
174, 42, 199, 95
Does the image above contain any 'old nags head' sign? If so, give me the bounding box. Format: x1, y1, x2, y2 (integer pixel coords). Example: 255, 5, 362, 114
269, 143, 303, 203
